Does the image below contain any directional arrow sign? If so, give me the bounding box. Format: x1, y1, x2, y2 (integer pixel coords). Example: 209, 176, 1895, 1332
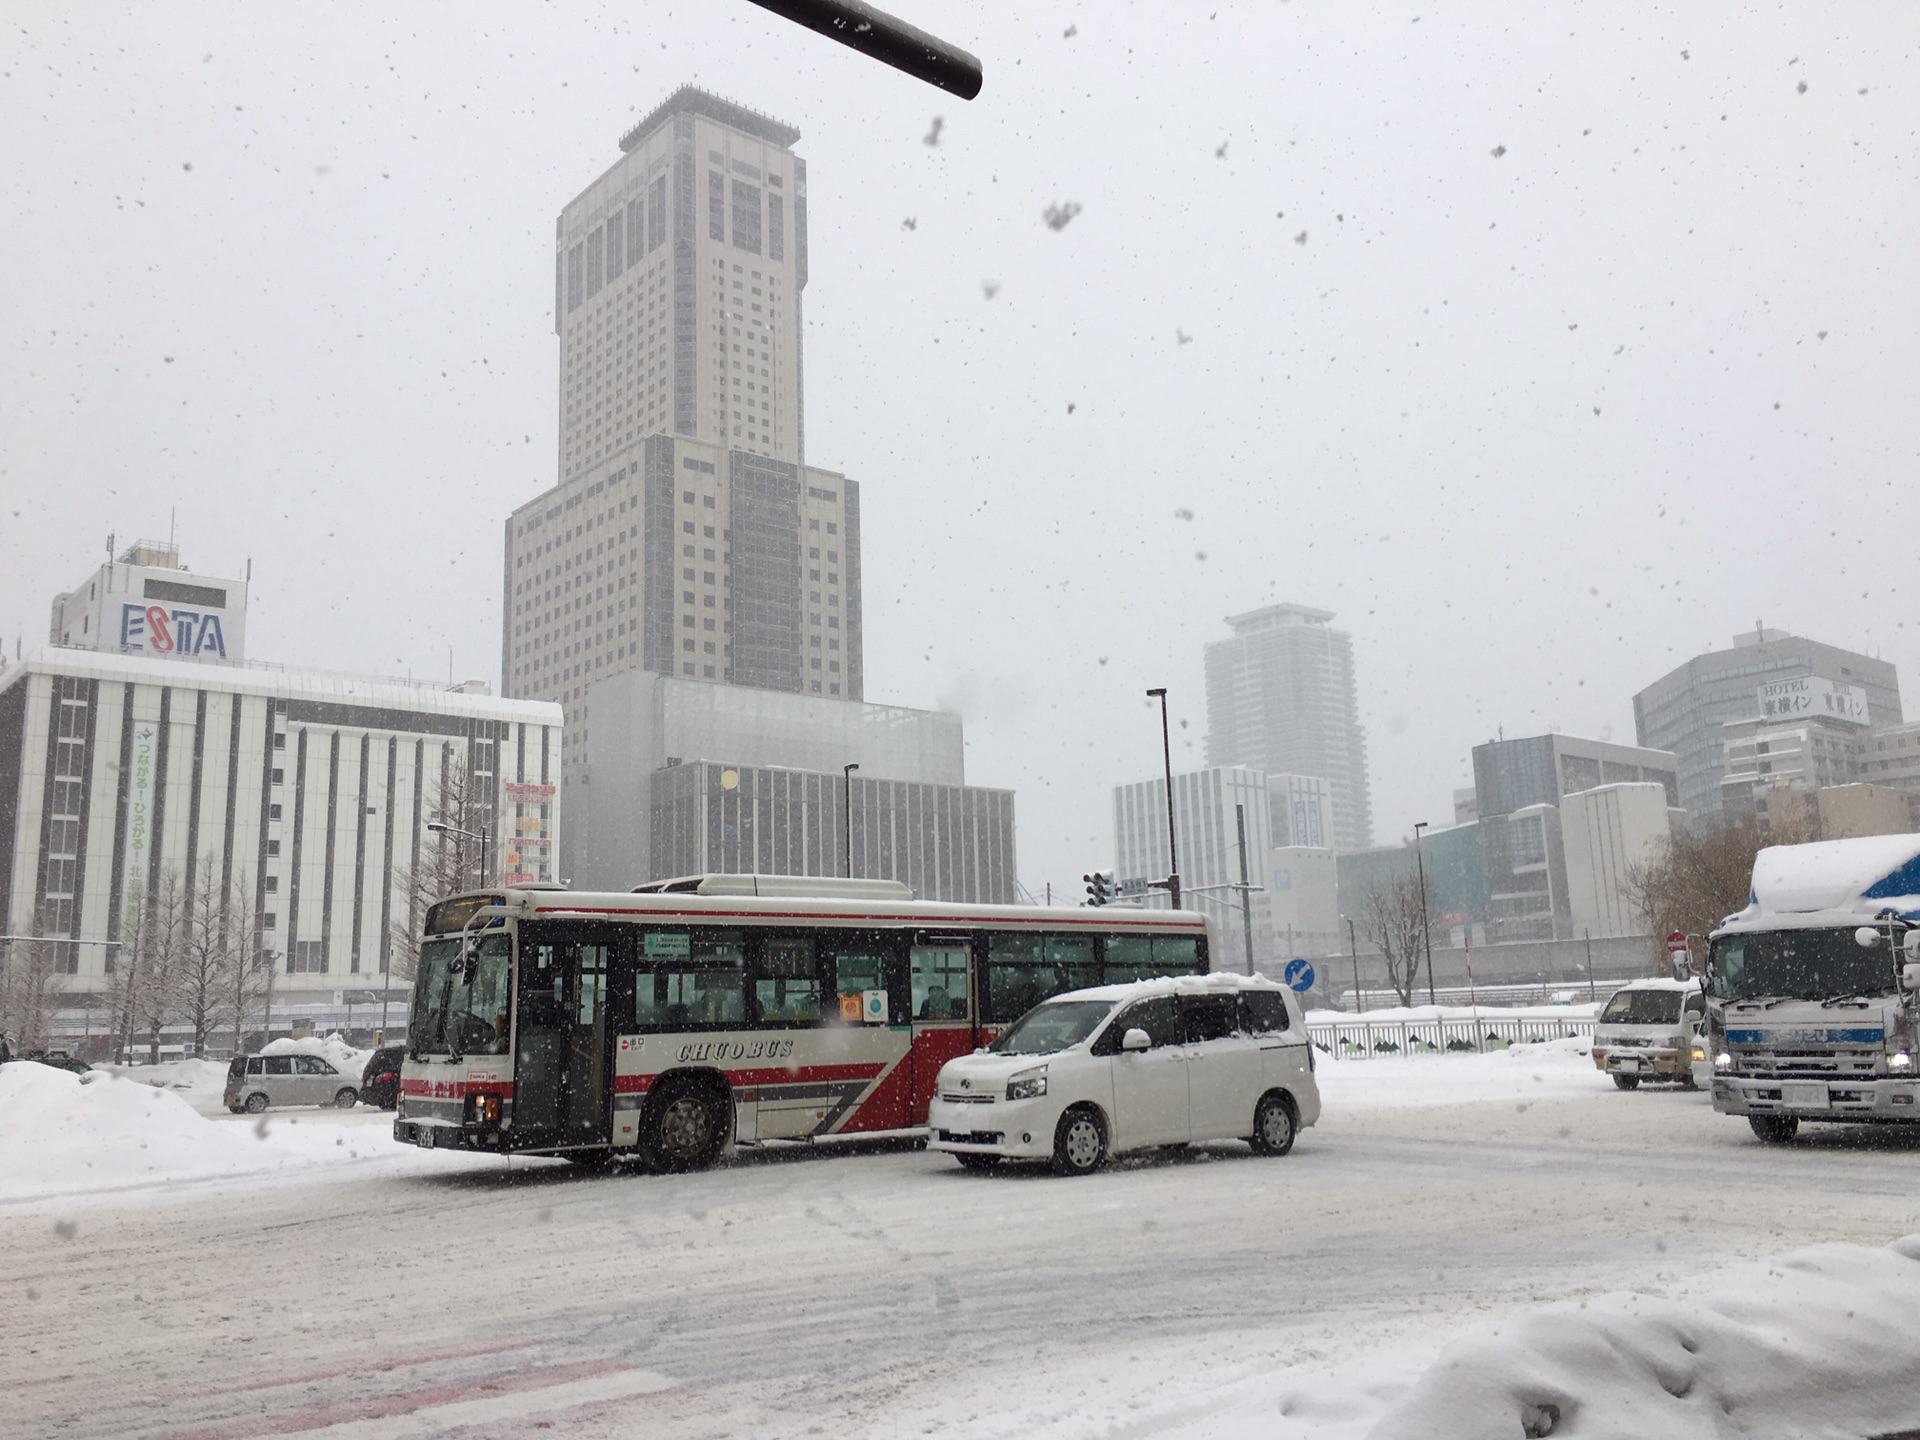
1283, 958, 1316, 993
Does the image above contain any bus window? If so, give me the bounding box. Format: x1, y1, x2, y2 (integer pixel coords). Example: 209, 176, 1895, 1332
911, 946, 969, 1021
829, 946, 884, 1022
756, 937, 821, 1023
635, 928, 746, 1027
985, 933, 1098, 1025
1152, 935, 1202, 975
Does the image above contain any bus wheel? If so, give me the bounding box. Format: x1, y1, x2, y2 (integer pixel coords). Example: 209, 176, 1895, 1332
1749, 1114, 1799, 1145
646, 1081, 727, 1172
1051, 1106, 1106, 1176
1612, 1074, 1640, 1091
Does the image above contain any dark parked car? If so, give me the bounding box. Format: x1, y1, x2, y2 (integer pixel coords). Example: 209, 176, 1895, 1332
7, 1047, 92, 1075
360, 1044, 405, 1110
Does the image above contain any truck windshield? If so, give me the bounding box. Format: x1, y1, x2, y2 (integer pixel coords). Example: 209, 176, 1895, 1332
1708, 928, 1896, 1003
990, 999, 1112, 1055
408, 935, 513, 1055
1601, 990, 1683, 1024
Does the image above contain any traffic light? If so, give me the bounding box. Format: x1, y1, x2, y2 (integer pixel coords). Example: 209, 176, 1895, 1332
1084, 870, 1115, 906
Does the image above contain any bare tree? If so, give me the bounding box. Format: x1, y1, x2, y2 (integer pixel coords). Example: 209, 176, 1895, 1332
222, 873, 267, 1055
388, 763, 495, 985
1357, 869, 1433, 1007
174, 857, 228, 1055
128, 863, 188, 1065
1623, 810, 1820, 965
0, 918, 70, 1053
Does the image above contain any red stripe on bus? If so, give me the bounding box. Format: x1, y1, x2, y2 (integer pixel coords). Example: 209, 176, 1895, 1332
612, 1061, 885, 1095
400, 1079, 516, 1099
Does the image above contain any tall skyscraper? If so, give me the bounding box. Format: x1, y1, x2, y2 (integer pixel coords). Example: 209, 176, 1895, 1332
503, 87, 863, 782
1633, 627, 1902, 819
1203, 604, 1373, 852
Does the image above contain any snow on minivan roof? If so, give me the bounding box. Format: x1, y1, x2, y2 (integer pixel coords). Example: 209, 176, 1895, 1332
1043, 972, 1289, 1006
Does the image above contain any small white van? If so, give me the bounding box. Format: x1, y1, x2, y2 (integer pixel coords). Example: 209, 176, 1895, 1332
1591, 978, 1706, 1090
927, 973, 1320, 1175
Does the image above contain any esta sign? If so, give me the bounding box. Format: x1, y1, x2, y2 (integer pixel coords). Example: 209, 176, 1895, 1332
119, 603, 231, 658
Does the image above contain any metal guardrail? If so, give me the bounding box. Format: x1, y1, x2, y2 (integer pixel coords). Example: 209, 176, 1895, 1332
1307, 1014, 1596, 1058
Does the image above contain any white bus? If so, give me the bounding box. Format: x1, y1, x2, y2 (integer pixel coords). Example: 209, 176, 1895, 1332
394, 874, 1212, 1169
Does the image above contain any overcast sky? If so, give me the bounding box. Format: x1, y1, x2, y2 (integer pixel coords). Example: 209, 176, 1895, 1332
4, 2, 1917, 901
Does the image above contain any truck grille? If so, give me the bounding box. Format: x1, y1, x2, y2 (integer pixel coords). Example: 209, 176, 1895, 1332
1732, 1048, 1880, 1076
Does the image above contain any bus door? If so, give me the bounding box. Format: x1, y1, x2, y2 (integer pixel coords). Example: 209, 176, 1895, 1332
514, 928, 615, 1145
908, 939, 977, 1124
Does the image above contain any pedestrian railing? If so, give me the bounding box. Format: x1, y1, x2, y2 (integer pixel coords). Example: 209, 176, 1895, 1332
1306, 1014, 1596, 1059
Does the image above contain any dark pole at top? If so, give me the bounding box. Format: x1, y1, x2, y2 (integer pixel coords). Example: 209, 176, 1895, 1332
1146, 688, 1180, 909
747, 0, 983, 99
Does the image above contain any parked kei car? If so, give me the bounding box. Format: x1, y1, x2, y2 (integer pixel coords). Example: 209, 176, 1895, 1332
359, 1044, 406, 1110
224, 1053, 358, 1112
927, 973, 1321, 1175
1591, 978, 1707, 1090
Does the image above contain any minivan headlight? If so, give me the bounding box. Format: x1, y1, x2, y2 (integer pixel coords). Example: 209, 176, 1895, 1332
1006, 1066, 1048, 1101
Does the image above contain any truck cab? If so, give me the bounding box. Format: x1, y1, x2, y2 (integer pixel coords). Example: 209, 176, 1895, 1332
1705, 835, 1920, 1144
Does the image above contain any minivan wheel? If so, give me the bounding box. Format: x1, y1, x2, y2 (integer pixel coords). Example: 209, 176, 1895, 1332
1612, 1074, 1641, 1091
1051, 1106, 1106, 1176
244, 1092, 269, 1114
333, 1088, 357, 1109
1749, 1114, 1800, 1145
645, 1082, 727, 1172
1249, 1093, 1297, 1157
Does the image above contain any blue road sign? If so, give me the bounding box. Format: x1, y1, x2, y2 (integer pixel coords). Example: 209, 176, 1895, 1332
1283, 958, 1316, 992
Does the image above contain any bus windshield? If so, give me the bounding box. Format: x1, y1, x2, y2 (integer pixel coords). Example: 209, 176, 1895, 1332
1708, 927, 1898, 1003
408, 935, 512, 1056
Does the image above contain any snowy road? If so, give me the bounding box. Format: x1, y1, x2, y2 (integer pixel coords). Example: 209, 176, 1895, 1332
10, 1068, 1920, 1439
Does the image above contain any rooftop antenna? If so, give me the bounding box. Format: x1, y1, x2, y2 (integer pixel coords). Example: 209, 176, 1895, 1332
169, 507, 176, 550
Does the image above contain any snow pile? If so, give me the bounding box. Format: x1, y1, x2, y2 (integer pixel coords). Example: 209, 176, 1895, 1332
1353, 1235, 1920, 1439
261, 1033, 371, 1077
1316, 1035, 1609, 1110
0, 1058, 489, 1205
96, 1056, 230, 1108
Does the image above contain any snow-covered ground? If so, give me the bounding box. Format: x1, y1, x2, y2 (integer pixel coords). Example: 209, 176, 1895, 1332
8, 1036, 1920, 1439
0, 1060, 498, 1204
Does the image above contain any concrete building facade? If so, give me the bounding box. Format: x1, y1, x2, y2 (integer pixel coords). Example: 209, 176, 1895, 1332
0, 650, 560, 1033
505, 88, 864, 779
1204, 603, 1373, 852
49, 541, 248, 665
1561, 782, 1673, 940
1634, 627, 1901, 820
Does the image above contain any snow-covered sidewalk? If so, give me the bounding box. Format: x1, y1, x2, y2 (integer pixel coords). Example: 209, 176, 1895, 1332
0, 1060, 500, 1207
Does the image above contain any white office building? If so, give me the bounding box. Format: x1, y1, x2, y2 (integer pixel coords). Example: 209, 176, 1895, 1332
0, 650, 560, 1048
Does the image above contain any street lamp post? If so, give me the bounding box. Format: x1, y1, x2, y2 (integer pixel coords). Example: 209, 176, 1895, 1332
1145, 688, 1180, 909
1346, 915, 1363, 1013
1413, 820, 1437, 1006
842, 763, 860, 879
426, 820, 491, 890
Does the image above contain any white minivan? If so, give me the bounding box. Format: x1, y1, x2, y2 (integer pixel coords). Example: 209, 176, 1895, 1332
927, 973, 1320, 1175
1591, 978, 1706, 1090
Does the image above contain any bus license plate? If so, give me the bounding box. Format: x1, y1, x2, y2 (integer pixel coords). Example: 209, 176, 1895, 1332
1782, 1082, 1829, 1110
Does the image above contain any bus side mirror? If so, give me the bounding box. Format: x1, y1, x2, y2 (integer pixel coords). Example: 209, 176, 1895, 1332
1906, 932, 1920, 962
1121, 1028, 1151, 1053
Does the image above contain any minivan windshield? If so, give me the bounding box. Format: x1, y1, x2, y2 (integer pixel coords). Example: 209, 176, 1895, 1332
989, 999, 1112, 1056
1708, 928, 1898, 1004
1600, 989, 1684, 1025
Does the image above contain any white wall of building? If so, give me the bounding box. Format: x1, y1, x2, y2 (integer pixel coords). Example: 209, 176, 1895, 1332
1561, 782, 1671, 940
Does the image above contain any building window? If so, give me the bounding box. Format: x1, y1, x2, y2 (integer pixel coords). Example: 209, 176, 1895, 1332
264, 876, 279, 893
267, 839, 281, 857
708, 170, 726, 240
272, 732, 286, 750
288, 940, 328, 974
269, 803, 283, 821
271, 768, 284, 785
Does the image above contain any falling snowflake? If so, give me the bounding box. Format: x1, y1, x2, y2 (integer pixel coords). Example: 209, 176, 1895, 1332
1042, 200, 1083, 232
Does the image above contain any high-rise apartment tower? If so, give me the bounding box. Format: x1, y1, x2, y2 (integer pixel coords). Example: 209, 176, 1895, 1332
1204, 604, 1373, 852
503, 88, 863, 777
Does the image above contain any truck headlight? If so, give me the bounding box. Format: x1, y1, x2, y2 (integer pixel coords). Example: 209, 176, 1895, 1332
1892, 1051, 1913, 1072
1006, 1066, 1048, 1101
1714, 1051, 1732, 1070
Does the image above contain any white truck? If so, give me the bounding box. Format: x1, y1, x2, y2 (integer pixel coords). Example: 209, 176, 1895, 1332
1707, 834, 1920, 1143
